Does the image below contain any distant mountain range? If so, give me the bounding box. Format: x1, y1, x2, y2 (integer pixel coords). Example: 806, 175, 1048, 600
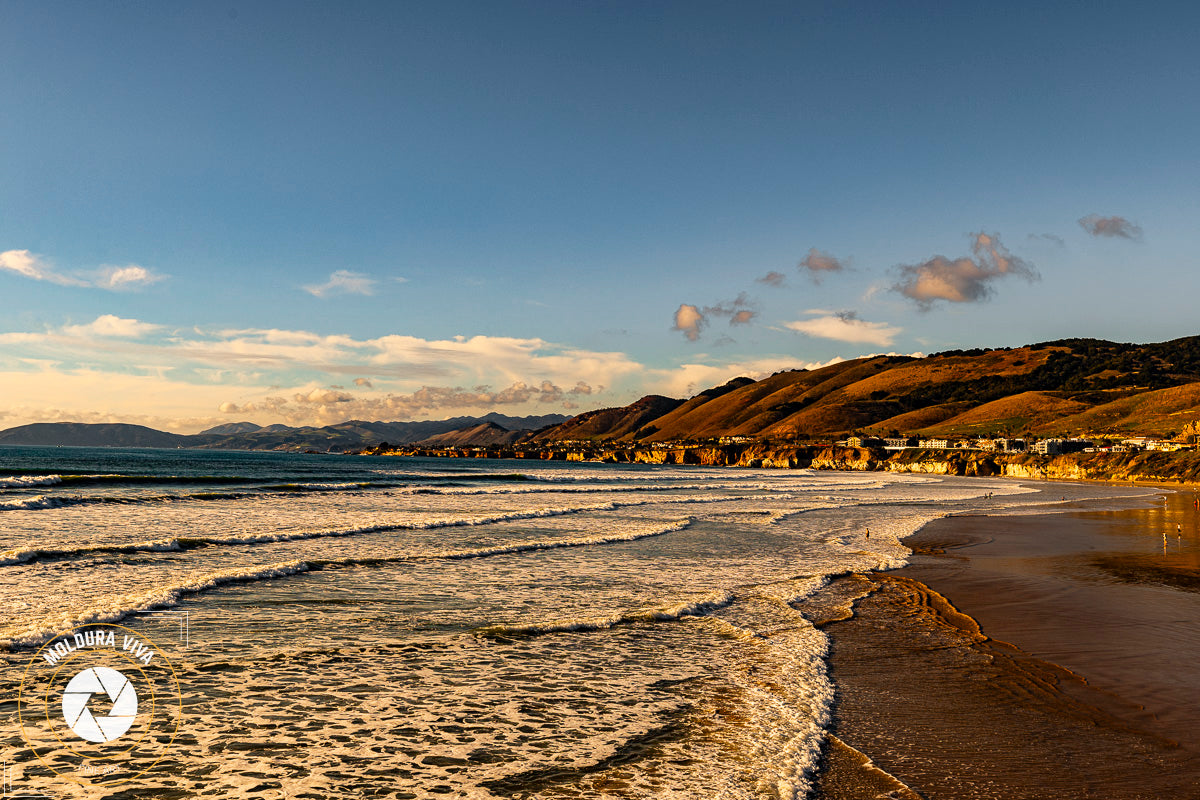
0, 413, 570, 452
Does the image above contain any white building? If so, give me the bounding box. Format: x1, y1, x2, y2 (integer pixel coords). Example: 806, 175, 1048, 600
1032, 439, 1063, 455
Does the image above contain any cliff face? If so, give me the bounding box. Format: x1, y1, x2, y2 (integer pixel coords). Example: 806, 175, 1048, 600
373, 443, 1200, 486
810, 447, 1200, 484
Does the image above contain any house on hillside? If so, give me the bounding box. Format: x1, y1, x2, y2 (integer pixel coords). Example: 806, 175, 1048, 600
1146, 439, 1187, 452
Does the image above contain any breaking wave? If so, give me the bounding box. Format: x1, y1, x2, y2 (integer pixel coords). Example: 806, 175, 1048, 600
0, 494, 779, 567
0, 560, 311, 650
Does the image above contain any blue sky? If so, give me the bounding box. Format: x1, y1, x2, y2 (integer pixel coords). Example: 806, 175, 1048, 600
2, 1, 1197, 431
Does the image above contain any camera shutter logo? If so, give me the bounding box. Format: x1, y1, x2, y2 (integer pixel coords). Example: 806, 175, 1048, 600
61, 667, 139, 743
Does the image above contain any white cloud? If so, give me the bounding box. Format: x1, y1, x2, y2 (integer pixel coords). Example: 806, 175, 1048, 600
784, 310, 901, 346
0, 320, 650, 429
642, 356, 845, 399
0, 249, 163, 290
0, 250, 71, 283
95, 265, 163, 289
61, 315, 162, 338
303, 270, 377, 298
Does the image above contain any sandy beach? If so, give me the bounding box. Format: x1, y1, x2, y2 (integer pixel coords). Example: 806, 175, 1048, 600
815, 488, 1200, 799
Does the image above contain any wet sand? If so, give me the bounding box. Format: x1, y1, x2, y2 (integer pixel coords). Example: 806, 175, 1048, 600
815, 490, 1200, 799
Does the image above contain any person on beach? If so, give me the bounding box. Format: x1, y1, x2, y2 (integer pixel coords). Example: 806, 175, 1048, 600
865, 528, 870, 539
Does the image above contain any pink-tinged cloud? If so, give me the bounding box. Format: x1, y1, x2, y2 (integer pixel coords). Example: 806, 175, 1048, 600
892, 232, 1038, 309
704, 292, 757, 326
799, 248, 846, 281
673, 304, 707, 341
674, 293, 759, 340
218, 380, 599, 425
1078, 215, 1143, 240
756, 270, 786, 287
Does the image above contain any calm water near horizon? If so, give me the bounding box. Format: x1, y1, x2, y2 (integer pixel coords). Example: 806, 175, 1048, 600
0, 446, 1159, 798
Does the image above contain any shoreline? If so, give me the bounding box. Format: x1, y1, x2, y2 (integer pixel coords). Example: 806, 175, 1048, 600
813, 490, 1200, 799
363, 444, 1200, 489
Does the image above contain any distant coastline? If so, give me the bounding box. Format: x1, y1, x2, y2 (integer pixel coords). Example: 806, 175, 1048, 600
363, 442, 1200, 487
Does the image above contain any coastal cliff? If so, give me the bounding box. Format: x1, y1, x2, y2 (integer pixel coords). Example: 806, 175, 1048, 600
367, 442, 1200, 486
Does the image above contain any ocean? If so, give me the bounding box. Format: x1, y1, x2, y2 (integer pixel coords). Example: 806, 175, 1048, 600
0, 447, 1156, 799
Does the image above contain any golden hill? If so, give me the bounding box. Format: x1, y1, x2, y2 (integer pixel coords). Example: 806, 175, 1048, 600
638, 360, 888, 441
525, 336, 1200, 444
915, 392, 1091, 438
1033, 382, 1200, 438
861, 404, 968, 434
530, 395, 683, 442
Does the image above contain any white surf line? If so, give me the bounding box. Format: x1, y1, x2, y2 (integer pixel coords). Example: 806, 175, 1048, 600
0, 518, 710, 649
0, 560, 310, 651
0, 492, 797, 568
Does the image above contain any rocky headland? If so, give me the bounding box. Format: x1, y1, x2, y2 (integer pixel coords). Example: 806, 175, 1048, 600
360, 442, 1200, 486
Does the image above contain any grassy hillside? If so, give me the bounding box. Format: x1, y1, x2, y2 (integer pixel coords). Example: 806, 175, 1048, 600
530, 395, 683, 442
915, 391, 1091, 438
526, 335, 1200, 444
1033, 382, 1200, 438
640, 362, 880, 441
414, 422, 528, 447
